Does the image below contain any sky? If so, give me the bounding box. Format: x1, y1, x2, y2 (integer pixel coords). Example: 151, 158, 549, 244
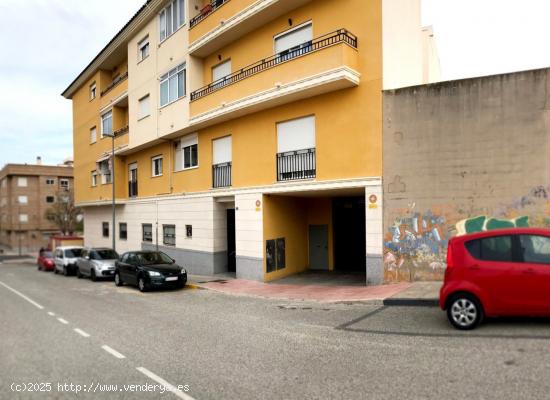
1, 0, 550, 167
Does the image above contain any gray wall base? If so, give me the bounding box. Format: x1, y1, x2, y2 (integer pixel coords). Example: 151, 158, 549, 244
366, 254, 384, 285
141, 243, 227, 276
236, 256, 264, 281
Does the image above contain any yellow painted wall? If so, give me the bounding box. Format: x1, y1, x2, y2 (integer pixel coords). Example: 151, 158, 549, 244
72, 61, 129, 204
124, 142, 173, 197
262, 195, 308, 281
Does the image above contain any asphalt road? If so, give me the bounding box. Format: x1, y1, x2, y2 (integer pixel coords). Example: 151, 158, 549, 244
1, 263, 550, 400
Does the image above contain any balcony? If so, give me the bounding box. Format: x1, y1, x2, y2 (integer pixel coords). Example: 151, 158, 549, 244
189, 29, 360, 129
188, 0, 313, 57
212, 162, 232, 188
276, 148, 316, 182
128, 180, 138, 198
100, 71, 128, 97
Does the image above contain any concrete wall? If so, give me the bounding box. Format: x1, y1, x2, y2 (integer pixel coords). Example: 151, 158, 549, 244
383, 68, 550, 282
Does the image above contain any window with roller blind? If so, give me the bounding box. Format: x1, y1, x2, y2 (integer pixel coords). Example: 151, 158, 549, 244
212, 59, 231, 83
274, 22, 313, 61
138, 94, 150, 119
276, 115, 316, 181
212, 136, 232, 188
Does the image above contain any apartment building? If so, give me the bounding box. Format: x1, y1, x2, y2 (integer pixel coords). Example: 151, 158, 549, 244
0, 160, 74, 254
62, 0, 434, 284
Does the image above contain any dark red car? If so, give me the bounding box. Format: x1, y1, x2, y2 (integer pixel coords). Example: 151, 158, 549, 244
37, 250, 55, 271
440, 228, 550, 330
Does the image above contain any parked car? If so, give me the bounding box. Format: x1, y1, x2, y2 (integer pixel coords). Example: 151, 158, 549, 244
76, 248, 119, 281
37, 250, 55, 271
440, 228, 550, 330
54, 246, 84, 276
115, 251, 187, 292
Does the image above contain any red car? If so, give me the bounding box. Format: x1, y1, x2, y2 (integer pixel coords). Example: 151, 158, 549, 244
440, 228, 550, 330
37, 250, 55, 271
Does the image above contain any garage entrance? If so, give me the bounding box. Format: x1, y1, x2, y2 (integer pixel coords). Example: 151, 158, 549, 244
333, 197, 366, 272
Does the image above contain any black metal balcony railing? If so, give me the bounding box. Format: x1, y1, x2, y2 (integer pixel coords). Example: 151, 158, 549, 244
100, 71, 129, 97
277, 148, 316, 182
212, 162, 231, 188
190, 29, 358, 101
128, 181, 138, 198
189, 0, 229, 28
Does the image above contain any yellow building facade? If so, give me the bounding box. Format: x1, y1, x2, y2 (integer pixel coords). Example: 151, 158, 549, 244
63, 0, 386, 284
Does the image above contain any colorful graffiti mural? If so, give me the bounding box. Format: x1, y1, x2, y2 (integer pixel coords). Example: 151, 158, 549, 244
455, 215, 529, 236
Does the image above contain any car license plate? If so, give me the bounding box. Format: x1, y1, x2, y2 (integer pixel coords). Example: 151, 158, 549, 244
165, 277, 178, 282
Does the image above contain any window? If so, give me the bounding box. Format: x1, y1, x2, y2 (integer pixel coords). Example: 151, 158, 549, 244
138, 36, 150, 61
19, 214, 28, 223
101, 110, 113, 137
46, 196, 55, 203
60, 179, 69, 190
519, 235, 550, 264
160, 63, 186, 107
266, 238, 286, 272
159, 0, 186, 42
119, 223, 128, 240
212, 59, 231, 83
90, 127, 97, 144
186, 225, 192, 238
18, 196, 28, 205
163, 224, 176, 246
138, 94, 150, 119
152, 155, 163, 177
466, 236, 513, 262
17, 177, 27, 187
175, 134, 198, 171
213, 136, 232, 165
46, 178, 55, 185
277, 116, 316, 153
99, 160, 112, 184
102, 222, 109, 238
91, 171, 98, 187
90, 82, 97, 100
274, 22, 313, 54
142, 224, 153, 242
128, 163, 138, 197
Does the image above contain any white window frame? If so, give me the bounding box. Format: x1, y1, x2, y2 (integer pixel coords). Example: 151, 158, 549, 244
274, 21, 313, 54
151, 155, 163, 177
159, 0, 186, 43
138, 94, 151, 120
138, 36, 150, 62
212, 136, 232, 165
60, 179, 70, 189
276, 115, 316, 153
99, 160, 112, 184
159, 63, 186, 107
46, 196, 55, 203
91, 171, 98, 187
90, 82, 97, 100
212, 59, 232, 83
17, 177, 27, 187
90, 126, 97, 144
101, 110, 113, 137
18, 195, 28, 205
19, 214, 28, 223
46, 178, 55, 185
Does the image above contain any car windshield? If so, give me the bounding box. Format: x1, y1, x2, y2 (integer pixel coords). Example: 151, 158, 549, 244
41, 251, 53, 258
136, 252, 173, 265
95, 249, 119, 260
64, 249, 82, 258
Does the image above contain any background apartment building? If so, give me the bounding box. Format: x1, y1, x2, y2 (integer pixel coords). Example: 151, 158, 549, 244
0, 159, 74, 254
63, 0, 436, 284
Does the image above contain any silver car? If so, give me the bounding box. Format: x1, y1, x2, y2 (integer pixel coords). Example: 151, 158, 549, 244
76, 248, 119, 281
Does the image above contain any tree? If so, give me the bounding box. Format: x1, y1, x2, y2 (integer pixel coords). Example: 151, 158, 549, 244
44, 190, 82, 235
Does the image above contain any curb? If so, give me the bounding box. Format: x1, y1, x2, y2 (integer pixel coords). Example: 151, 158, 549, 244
185, 283, 204, 290
382, 298, 439, 307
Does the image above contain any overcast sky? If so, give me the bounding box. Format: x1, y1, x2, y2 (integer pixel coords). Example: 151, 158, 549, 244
0, 0, 549, 167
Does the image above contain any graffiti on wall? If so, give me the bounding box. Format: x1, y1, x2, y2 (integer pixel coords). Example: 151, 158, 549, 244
384, 185, 550, 282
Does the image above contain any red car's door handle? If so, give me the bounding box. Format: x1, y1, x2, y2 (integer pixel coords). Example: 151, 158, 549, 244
522, 268, 536, 275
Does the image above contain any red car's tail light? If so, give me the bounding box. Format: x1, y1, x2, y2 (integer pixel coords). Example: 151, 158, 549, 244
446, 242, 454, 269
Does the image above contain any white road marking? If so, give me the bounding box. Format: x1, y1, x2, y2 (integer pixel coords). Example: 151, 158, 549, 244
136, 367, 195, 400
101, 345, 125, 359
74, 328, 90, 338
57, 318, 69, 325
0, 280, 44, 309
48, 311, 55, 316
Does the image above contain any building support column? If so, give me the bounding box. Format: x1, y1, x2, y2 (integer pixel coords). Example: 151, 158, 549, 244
365, 184, 384, 285
234, 193, 264, 281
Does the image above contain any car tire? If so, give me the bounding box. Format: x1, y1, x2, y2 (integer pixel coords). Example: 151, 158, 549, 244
91, 269, 97, 282
138, 276, 148, 293
114, 272, 123, 287
63, 266, 68, 276
179, 280, 186, 289
37, 263, 42, 271
447, 293, 484, 330
76, 268, 83, 279
54, 267, 58, 275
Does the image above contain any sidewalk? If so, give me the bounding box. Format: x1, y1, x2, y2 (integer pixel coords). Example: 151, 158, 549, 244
187, 274, 441, 304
